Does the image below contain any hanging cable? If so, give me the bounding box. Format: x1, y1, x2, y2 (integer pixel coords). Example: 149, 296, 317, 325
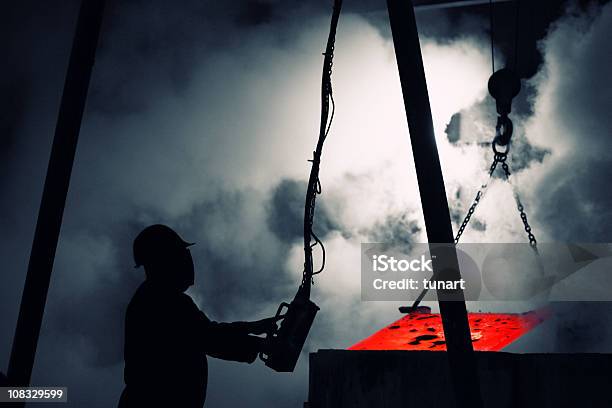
513, 0, 521, 70
489, 0, 495, 73
300, 0, 342, 297
258, 1, 342, 373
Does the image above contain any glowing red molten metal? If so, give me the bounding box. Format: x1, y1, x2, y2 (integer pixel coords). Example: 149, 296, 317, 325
348, 311, 547, 351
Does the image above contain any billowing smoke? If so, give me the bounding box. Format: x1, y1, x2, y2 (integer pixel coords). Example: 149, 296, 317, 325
514, 2, 612, 353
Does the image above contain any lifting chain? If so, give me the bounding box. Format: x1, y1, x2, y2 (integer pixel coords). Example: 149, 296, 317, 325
409, 128, 537, 311
454, 138, 537, 250
407, 14, 530, 311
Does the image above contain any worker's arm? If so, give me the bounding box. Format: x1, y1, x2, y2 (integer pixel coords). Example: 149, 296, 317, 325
211, 317, 281, 336
179, 294, 275, 362
203, 320, 270, 363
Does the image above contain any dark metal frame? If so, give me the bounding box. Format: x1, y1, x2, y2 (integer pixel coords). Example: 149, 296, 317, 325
6, 0, 106, 394
386, 0, 483, 406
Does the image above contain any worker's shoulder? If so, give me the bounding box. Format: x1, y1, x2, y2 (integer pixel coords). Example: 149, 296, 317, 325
128, 281, 199, 310
127, 281, 195, 311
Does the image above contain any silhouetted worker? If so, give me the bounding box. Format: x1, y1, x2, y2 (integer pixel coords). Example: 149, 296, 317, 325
119, 224, 279, 407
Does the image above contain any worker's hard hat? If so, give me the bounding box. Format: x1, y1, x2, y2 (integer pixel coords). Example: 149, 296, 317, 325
133, 224, 195, 267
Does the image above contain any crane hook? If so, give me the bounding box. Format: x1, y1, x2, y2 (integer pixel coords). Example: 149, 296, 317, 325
488, 68, 521, 147
488, 67, 521, 116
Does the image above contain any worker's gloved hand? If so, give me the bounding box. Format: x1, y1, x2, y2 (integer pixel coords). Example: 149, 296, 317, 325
249, 336, 274, 355
248, 316, 283, 335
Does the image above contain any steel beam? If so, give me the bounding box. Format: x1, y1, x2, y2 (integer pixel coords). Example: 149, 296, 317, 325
7, 0, 106, 391
386, 0, 483, 407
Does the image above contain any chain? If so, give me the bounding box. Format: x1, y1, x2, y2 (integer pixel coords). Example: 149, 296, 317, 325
516, 195, 537, 248
454, 142, 537, 249
497, 149, 538, 249
454, 190, 483, 244
409, 140, 538, 310
454, 147, 506, 243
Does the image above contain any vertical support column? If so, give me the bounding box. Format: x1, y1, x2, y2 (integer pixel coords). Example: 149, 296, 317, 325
7, 0, 106, 390
386, 1, 482, 407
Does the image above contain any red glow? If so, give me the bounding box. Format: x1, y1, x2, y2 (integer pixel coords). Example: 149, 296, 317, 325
348, 310, 548, 351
